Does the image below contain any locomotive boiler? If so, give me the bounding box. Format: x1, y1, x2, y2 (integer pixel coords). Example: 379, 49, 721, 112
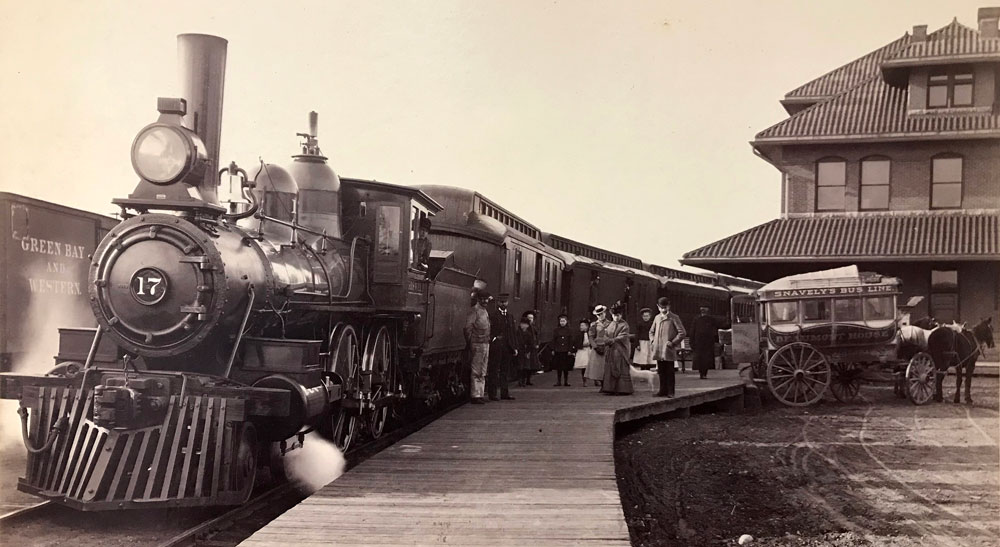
0, 34, 475, 510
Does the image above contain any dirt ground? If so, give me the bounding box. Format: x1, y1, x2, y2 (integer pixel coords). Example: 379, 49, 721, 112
615, 377, 1000, 547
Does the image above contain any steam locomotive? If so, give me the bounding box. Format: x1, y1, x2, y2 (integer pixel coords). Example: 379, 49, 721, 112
0, 34, 475, 510
0, 34, 761, 512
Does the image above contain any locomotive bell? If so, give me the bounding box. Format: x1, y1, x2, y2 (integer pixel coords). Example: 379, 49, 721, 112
286, 112, 342, 239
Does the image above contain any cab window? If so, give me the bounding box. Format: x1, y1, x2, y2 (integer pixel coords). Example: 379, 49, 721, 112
833, 298, 863, 322
802, 299, 831, 322
864, 296, 894, 321
768, 301, 798, 323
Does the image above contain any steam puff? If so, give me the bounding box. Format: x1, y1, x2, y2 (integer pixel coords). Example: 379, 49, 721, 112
283, 432, 346, 494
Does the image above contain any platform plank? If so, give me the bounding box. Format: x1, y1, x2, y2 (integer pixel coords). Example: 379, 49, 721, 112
241, 369, 742, 546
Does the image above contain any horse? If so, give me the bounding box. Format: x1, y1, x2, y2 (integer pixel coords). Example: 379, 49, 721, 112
927, 317, 993, 404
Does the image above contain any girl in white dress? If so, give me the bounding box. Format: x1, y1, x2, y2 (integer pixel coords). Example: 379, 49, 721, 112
574, 319, 592, 386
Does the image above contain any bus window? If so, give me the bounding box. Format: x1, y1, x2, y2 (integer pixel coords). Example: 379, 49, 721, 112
864, 296, 894, 321
833, 298, 863, 322
769, 301, 798, 323
802, 299, 831, 322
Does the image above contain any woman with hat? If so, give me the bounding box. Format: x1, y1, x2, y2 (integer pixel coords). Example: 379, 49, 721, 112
584, 305, 609, 388
598, 303, 634, 395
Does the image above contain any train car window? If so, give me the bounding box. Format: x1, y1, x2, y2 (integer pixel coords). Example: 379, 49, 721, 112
864, 296, 894, 321
802, 299, 831, 322
544, 262, 550, 302
514, 249, 522, 299
833, 298, 863, 322
377, 205, 400, 256
768, 301, 798, 323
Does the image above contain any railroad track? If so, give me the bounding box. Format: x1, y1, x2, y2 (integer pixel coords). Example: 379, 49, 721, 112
0, 399, 464, 547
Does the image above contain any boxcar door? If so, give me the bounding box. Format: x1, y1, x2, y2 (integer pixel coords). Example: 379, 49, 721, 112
730, 294, 759, 363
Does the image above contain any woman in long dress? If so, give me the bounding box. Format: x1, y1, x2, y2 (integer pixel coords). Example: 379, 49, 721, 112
584, 305, 609, 387
573, 319, 592, 386
600, 303, 634, 395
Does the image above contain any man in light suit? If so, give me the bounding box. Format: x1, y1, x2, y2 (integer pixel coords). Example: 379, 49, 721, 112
649, 297, 686, 397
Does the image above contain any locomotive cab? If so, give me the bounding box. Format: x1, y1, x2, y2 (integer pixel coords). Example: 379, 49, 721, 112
340, 178, 442, 309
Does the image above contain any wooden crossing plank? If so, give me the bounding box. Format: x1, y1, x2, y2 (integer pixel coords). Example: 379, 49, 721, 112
241, 369, 742, 546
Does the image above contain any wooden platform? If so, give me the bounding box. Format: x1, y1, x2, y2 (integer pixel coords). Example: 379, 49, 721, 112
241, 369, 744, 546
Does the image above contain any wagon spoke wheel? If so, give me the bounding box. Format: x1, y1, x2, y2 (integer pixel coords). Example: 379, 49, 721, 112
363, 325, 394, 440
829, 362, 861, 403
329, 325, 361, 451
766, 342, 830, 407
905, 352, 936, 406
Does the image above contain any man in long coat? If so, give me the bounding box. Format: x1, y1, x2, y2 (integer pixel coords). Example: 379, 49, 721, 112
649, 297, 686, 397
486, 293, 516, 401
689, 305, 718, 379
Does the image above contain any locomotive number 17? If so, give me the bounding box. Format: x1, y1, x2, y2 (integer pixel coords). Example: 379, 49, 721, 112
131, 268, 168, 305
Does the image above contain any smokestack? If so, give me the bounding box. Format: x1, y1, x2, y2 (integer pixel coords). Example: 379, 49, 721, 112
911, 25, 927, 43
979, 7, 1000, 38
177, 34, 228, 205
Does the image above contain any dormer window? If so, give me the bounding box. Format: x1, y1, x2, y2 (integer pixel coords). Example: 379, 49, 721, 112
927, 67, 974, 108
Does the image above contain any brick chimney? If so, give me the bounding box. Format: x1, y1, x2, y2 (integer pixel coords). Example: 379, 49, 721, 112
911, 24, 927, 43
979, 7, 1000, 38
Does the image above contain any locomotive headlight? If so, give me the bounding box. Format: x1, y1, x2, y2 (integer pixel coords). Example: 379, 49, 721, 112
130, 124, 205, 185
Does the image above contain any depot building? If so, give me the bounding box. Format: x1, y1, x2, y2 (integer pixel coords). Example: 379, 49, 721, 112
683, 7, 1000, 336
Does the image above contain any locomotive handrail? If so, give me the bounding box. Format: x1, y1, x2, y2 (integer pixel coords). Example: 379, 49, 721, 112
223, 284, 256, 379
83, 327, 104, 369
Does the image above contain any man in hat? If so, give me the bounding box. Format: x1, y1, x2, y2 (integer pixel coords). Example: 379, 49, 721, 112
411, 216, 433, 271
464, 289, 492, 404
689, 305, 719, 379
649, 297, 686, 397
486, 293, 516, 400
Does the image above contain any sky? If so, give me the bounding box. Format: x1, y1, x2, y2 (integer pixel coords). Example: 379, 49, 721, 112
0, 0, 989, 269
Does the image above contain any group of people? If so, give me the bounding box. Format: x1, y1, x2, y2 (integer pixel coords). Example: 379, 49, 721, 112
463, 290, 719, 403
463, 290, 549, 404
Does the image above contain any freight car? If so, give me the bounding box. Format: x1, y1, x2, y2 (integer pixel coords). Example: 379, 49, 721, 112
0, 193, 118, 373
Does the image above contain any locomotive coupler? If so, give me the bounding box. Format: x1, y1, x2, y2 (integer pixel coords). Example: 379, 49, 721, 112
93, 376, 170, 429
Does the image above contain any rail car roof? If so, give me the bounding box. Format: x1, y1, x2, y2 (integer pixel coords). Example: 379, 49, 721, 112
556, 249, 663, 282
0, 191, 119, 224
340, 178, 443, 213
662, 276, 731, 294
757, 265, 901, 300
542, 232, 644, 270
414, 185, 542, 241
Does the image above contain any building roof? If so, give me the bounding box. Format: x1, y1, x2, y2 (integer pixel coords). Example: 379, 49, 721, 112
756, 73, 1000, 143
759, 17, 1000, 144
682, 211, 1000, 263
883, 19, 1000, 68
784, 34, 909, 102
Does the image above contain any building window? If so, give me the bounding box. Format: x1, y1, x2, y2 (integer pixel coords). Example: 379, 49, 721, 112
514, 249, 522, 299
927, 67, 974, 108
931, 155, 962, 209
860, 157, 890, 210
816, 158, 846, 211
930, 269, 959, 323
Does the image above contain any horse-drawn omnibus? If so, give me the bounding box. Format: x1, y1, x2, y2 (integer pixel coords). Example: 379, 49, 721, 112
728, 266, 942, 406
